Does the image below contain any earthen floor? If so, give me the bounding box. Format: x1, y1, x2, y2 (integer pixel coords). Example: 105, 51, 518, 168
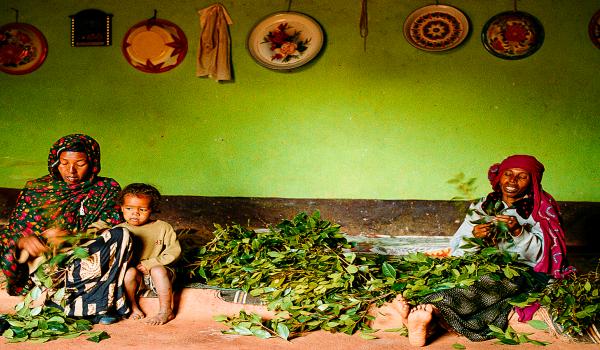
1, 288, 598, 350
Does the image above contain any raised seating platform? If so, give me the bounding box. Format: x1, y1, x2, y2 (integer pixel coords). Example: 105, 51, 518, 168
2, 187, 599, 271
2, 187, 598, 245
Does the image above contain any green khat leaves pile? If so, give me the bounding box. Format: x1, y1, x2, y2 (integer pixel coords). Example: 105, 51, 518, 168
1, 234, 110, 343
186, 211, 540, 340
538, 269, 600, 338
0, 290, 108, 344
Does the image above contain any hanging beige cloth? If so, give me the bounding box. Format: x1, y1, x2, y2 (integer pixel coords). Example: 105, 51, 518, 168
196, 3, 233, 81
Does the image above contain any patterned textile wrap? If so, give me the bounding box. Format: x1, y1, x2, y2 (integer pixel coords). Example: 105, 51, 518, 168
0, 134, 123, 296
487, 154, 574, 279
422, 274, 536, 341
61, 227, 131, 318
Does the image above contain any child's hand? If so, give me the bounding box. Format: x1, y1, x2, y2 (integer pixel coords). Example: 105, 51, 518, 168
137, 263, 149, 275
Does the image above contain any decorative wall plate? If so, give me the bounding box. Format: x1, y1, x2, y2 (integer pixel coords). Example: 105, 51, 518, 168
482, 11, 544, 60
122, 18, 187, 73
0, 22, 48, 75
403, 5, 470, 52
589, 9, 600, 49
247, 11, 324, 71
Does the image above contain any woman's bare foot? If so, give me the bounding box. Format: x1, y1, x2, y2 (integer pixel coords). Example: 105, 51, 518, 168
369, 294, 412, 330
129, 308, 145, 320
407, 304, 435, 347
393, 294, 411, 327
144, 311, 175, 325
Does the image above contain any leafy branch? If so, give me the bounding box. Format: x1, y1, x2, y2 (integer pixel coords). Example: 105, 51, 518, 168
447, 172, 478, 202
1, 232, 110, 343
488, 323, 550, 346
538, 266, 600, 338
468, 197, 514, 246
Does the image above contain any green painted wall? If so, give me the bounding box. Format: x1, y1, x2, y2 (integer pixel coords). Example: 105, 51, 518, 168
1, 1, 599, 201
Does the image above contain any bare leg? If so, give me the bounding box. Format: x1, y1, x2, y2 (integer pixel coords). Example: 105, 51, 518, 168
124, 267, 145, 320
407, 304, 436, 347
144, 266, 175, 325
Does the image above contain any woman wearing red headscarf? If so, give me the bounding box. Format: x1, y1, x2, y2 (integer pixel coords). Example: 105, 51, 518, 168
451, 154, 572, 278
399, 155, 573, 346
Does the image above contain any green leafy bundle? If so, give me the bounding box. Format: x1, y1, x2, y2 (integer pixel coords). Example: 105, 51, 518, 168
1, 233, 109, 343
1, 286, 108, 343
447, 172, 478, 202
488, 323, 550, 346
188, 211, 535, 340
539, 268, 600, 337
189, 211, 381, 339
468, 198, 513, 246
386, 246, 535, 302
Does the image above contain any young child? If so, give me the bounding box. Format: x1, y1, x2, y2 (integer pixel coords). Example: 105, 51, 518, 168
117, 183, 181, 325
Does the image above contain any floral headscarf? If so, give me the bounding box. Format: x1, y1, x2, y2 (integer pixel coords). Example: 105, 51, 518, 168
487, 154, 574, 279
48, 133, 102, 180
0, 134, 122, 295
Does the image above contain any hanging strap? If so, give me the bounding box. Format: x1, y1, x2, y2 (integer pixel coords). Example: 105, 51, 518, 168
11, 8, 19, 23
360, 0, 368, 52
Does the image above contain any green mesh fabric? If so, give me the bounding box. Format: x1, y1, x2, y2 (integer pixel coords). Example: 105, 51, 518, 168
423, 274, 530, 341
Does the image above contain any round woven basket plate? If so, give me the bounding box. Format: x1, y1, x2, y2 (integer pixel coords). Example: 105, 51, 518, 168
0, 22, 48, 75
482, 11, 544, 60
122, 18, 187, 73
403, 5, 470, 52
247, 11, 324, 70
589, 9, 600, 49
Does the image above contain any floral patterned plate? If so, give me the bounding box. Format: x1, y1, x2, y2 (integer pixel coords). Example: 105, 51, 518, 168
0, 22, 48, 75
589, 9, 600, 49
122, 18, 187, 73
482, 11, 544, 60
247, 11, 324, 71
403, 5, 470, 52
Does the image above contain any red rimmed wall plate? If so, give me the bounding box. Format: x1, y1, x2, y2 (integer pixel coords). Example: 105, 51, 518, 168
0, 22, 48, 75
482, 11, 544, 60
589, 10, 600, 49
122, 18, 187, 73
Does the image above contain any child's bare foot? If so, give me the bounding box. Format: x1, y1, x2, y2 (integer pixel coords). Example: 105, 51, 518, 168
407, 304, 435, 347
129, 309, 145, 320
144, 311, 175, 325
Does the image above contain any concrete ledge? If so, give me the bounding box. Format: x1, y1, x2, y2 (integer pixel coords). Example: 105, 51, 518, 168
2, 187, 598, 251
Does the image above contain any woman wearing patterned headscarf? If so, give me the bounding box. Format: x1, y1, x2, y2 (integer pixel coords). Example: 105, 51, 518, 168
396, 155, 573, 346
0, 134, 132, 325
